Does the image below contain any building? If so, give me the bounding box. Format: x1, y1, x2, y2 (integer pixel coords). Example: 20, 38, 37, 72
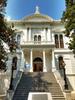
1, 6, 75, 99
7, 6, 75, 89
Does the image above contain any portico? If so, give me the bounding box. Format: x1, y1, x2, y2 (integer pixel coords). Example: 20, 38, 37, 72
23, 48, 54, 72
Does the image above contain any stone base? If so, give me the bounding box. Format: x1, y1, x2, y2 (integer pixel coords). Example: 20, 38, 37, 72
6, 90, 14, 100
64, 90, 71, 100
71, 91, 75, 100
28, 92, 52, 100
43, 68, 47, 72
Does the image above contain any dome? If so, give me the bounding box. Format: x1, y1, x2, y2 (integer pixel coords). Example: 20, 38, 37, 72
22, 6, 53, 22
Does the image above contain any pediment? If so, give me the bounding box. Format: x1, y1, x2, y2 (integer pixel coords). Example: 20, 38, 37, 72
22, 14, 53, 22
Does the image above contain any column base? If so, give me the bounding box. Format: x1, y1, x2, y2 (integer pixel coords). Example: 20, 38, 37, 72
52, 67, 56, 72
30, 68, 33, 72
43, 68, 47, 72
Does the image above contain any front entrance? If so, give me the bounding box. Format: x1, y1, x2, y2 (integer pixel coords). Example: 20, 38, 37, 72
33, 57, 43, 72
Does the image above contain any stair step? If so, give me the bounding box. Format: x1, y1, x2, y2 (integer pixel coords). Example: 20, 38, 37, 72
12, 72, 65, 100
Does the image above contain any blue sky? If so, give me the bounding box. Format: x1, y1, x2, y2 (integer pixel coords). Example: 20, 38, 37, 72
5, 0, 65, 20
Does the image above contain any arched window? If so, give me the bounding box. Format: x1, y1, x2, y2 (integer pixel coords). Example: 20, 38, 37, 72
17, 35, 20, 44
54, 35, 59, 48
38, 35, 41, 42
34, 35, 37, 42
12, 57, 17, 70
59, 35, 64, 48
46, 28, 48, 32
58, 56, 63, 69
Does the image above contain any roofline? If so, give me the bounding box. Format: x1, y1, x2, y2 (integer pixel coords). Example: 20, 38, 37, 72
7, 20, 63, 26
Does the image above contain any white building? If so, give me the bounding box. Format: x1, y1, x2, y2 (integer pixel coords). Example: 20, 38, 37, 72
6, 6, 75, 91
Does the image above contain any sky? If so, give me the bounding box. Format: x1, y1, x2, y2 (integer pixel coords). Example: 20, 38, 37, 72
5, 0, 65, 20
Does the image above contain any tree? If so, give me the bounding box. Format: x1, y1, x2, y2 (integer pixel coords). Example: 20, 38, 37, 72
0, 0, 16, 71
62, 0, 75, 55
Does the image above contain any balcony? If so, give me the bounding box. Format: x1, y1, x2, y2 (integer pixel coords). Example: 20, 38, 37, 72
21, 41, 55, 48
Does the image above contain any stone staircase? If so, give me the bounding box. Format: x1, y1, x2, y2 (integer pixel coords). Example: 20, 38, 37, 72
12, 72, 65, 100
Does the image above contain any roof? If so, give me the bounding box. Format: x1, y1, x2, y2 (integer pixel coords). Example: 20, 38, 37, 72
22, 6, 53, 22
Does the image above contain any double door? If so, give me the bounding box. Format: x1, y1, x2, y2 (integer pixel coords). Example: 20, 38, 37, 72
33, 62, 43, 72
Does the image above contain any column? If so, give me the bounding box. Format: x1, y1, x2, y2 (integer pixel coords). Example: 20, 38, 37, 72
29, 28, 31, 41
52, 50, 56, 72
45, 28, 47, 41
47, 28, 51, 41
43, 50, 47, 72
20, 49, 25, 72
30, 49, 33, 72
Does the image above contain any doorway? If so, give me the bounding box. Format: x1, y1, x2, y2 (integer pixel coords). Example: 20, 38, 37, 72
33, 57, 43, 72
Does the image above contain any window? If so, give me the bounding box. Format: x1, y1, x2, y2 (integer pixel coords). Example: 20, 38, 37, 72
46, 28, 48, 32
34, 35, 37, 41
38, 35, 41, 42
11, 23, 14, 28
34, 35, 41, 43
59, 35, 64, 48
27, 28, 29, 32
27, 28, 29, 41
55, 35, 59, 48
17, 35, 20, 44
54, 34, 64, 48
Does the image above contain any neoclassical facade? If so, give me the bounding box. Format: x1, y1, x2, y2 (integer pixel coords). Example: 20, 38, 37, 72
7, 7, 75, 90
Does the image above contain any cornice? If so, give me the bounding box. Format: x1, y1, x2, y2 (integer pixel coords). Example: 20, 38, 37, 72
7, 20, 63, 26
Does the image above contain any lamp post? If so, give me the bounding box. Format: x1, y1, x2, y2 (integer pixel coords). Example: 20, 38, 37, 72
9, 64, 14, 90
63, 67, 68, 90
61, 61, 68, 90
9, 41, 17, 90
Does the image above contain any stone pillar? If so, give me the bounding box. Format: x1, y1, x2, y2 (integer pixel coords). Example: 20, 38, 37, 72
43, 28, 46, 41
29, 28, 31, 41
64, 90, 71, 100
30, 49, 33, 72
20, 49, 25, 72
52, 50, 56, 72
43, 50, 47, 72
48, 28, 51, 41
45, 28, 47, 41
